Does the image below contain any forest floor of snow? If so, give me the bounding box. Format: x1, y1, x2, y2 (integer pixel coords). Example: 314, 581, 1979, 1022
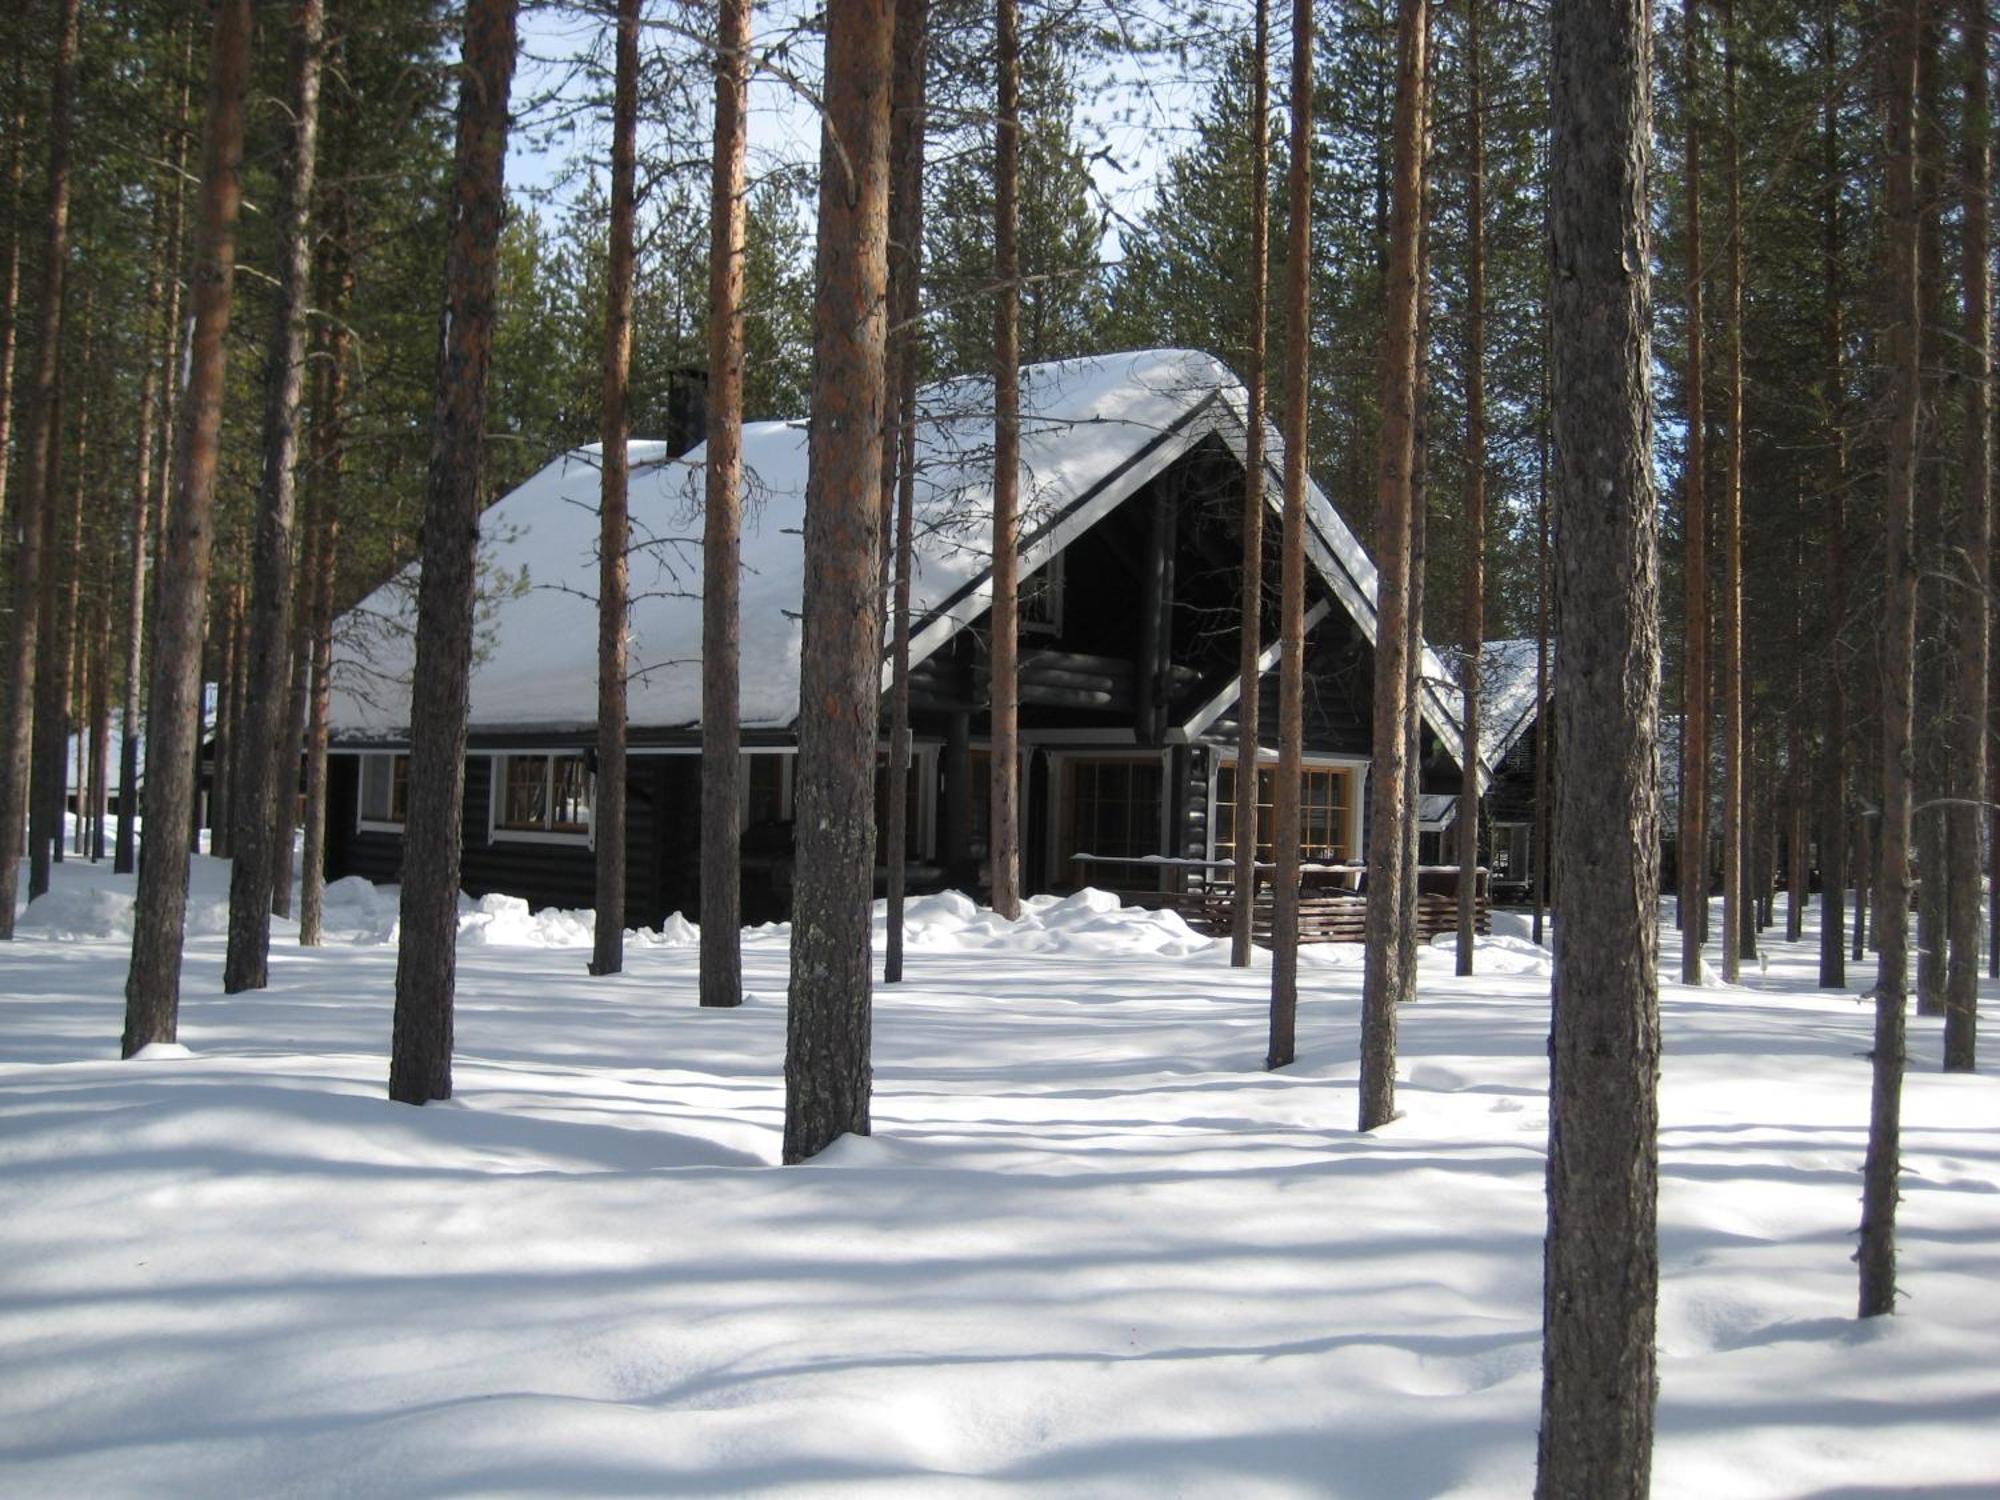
2, 852, 1997, 1498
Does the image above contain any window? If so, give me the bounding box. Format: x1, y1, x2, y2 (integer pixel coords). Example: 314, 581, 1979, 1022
494, 753, 591, 839
1021, 551, 1064, 636
1214, 762, 1353, 864
744, 753, 790, 827
358, 754, 408, 828
1065, 757, 1164, 861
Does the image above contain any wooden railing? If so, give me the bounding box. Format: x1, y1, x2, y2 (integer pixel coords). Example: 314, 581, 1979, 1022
1069, 855, 1490, 946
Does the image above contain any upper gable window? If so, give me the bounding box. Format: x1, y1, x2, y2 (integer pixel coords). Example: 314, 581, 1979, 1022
1021, 550, 1064, 637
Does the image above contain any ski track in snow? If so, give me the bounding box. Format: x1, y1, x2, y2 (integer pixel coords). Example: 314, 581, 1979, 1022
2, 852, 1997, 1497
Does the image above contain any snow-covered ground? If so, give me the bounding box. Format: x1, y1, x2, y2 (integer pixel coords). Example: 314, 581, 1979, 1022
2, 854, 1996, 1498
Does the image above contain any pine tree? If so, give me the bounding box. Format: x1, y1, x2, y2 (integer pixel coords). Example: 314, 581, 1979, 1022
225, 0, 327, 994
1359, 0, 1429, 1132
0, 0, 81, 942
388, 0, 519, 1106
883, 0, 930, 985
591, 0, 639, 982
700, 0, 750, 1007
988, 0, 1022, 922
1231, 0, 1272, 972
1267, 0, 1313, 1071
123, 0, 254, 1054
783, 0, 894, 1166
1860, 0, 1922, 1321
1536, 0, 1661, 1485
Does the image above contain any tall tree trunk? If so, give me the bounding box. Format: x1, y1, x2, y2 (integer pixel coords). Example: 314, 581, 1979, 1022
1788, 489, 1807, 945
1399, 92, 1435, 1002
1859, 0, 1921, 1320
88, 627, 109, 860
118, 165, 176, 878
1267, 0, 1314, 1069
1532, 355, 1550, 948
988, 0, 1022, 921
210, 580, 241, 858
226, 0, 325, 993
1913, 11, 1949, 1019
0, 0, 80, 937
591, 0, 638, 981
299, 245, 349, 949
122, 0, 253, 1055
388, 0, 519, 1105
699, 0, 749, 1004
883, 0, 928, 985
1818, 0, 1848, 988
270, 504, 312, 917
782, 0, 893, 1165
0, 57, 26, 551
1456, 0, 1486, 976
1681, 0, 1711, 984
1537, 0, 1661, 1486
1944, 0, 1988, 1072
30, 311, 74, 896
1359, 0, 1427, 1130
1231, 0, 1272, 971
1720, 0, 1746, 984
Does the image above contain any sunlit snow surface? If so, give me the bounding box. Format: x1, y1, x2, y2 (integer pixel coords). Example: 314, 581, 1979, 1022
3, 853, 1998, 1497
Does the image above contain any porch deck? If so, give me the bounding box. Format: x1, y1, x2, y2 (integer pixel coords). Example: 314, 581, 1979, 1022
1070, 856, 1490, 946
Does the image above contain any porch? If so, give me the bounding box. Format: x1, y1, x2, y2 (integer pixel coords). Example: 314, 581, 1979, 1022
1069, 855, 1491, 946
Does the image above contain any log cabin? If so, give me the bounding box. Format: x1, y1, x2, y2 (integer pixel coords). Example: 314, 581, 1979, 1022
323, 348, 1498, 936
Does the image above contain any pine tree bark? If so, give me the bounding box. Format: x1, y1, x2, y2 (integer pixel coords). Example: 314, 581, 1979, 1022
882, 0, 928, 985
226, 0, 325, 993
117, 164, 176, 879
0, 59, 25, 557
0, 0, 80, 938
1913, 13, 1950, 1019
782, 0, 893, 1165
1943, 0, 1988, 1072
1359, 0, 1427, 1129
1681, 0, 1711, 984
270, 508, 312, 917
988, 0, 1022, 922
1818, 0, 1849, 988
1456, 0, 1486, 977
29, 323, 75, 899
122, 0, 253, 1054
210, 581, 242, 859
1399, 99, 1435, 1002
591, 0, 639, 981
1536, 0, 1661, 1486
388, 0, 519, 1105
700, 0, 750, 1005
1267, 0, 1313, 1068
1532, 372, 1550, 949
1859, 0, 1921, 1320
299, 252, 349, 949
1231, 0, 1272, 972
1720, 0, 1746, 985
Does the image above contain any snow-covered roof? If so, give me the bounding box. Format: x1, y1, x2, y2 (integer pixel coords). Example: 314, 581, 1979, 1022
329, 347, 1470, 763
1475, 638, 1545, 772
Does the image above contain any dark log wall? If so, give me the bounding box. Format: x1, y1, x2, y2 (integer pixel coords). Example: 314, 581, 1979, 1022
325, 751, 680, 928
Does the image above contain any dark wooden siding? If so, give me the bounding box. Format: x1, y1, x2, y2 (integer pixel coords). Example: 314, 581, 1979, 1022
325, 750, 683, 930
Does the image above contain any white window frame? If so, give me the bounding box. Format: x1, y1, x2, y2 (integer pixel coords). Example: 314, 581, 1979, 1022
356, 751, 409, 833
488, 751, 594, 847
1205, 749, 1368, 868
